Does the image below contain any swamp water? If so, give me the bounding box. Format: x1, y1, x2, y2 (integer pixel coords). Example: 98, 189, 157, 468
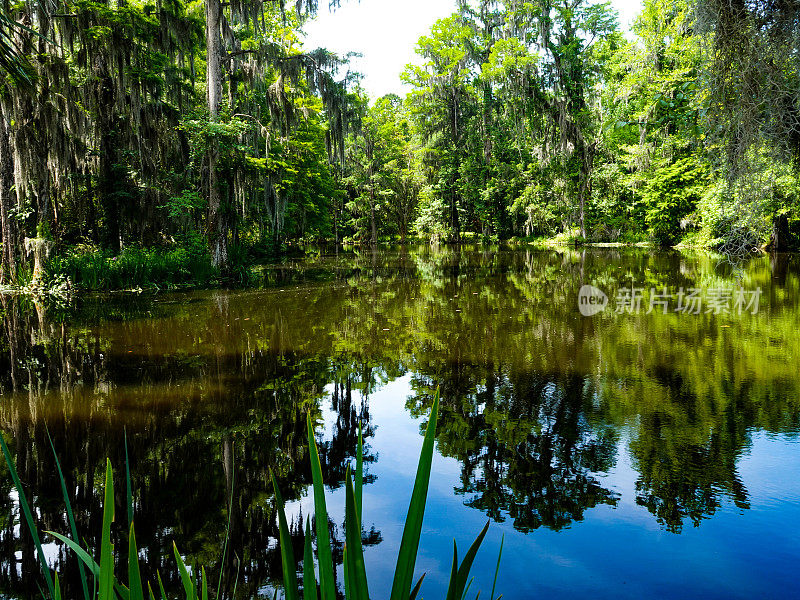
0, 246, 799, 599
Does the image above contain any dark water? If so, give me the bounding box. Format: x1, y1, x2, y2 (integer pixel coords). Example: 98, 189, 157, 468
1, 246, 799, 599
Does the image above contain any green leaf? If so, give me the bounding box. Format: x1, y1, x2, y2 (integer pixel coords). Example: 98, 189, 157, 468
307, 415, 336, 600
490, 534, 504, 600
303, 518, 317, 600
445, 521, 490, 600
125, 429, 134, 528
128, 523, 144, 600
54, 571, 62, 600
389, 389, 440, 600
271, 471, 300, 600
99, 459, 116, 600
0, 432, 56, 598
173, 543, 196, 600
356, 421, 363, 525
409, 573, 426, 600
157, 571, 168, 600
445, 542, 459, 600
345, 469, 369, 600
216, 448, 235, 600
47, 429, 90, 600
47, 532, 101, 577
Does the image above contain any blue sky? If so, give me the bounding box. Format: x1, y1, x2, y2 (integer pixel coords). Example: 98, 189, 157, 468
303, 0, 644, 99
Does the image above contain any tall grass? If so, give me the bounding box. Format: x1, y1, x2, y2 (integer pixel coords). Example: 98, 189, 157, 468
50, 245, 218, 290
0, 390, 502, 599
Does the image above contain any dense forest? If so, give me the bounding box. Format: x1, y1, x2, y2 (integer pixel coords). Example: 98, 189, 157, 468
0, 0, 799, 286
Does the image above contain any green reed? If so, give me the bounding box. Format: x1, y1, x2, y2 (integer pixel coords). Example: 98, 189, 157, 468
0, 389, 502, 599
50, 245, 217, 290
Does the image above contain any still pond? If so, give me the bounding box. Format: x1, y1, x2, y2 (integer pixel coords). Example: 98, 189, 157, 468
1, 246, 799, 599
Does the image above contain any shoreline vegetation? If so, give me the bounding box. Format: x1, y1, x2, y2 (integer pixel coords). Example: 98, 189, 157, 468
0, 0, 797, 592
0, 237, 781, 295
0, 236, 780, 294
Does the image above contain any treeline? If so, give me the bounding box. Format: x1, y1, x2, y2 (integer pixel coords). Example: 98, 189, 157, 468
0, 0, 353, 283
347, 0, 800, 250
0, 0, 799, 285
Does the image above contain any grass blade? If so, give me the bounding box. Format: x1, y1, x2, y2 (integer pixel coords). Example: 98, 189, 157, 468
456, 521, 489, 589
99, 459, 116, 600
355, 421, 363, 525
47, 532, 100, 576
344, 468, 369, 600
490, 534, 504, 600
216, 451, 235, 600
342, 546, 350, 600
173, 542, 196, 599
125, 429, 134, 528
202, 567, 209, 600
116, 583, 131, 600
54, 571, 62, 600
46, 428, 90, 600
157, 571, 168, 600
0, 432, 56, 598
445, 521, 490, 600
303, 518, 317, 600
307, 415, 336, 600
389, 389, 440, 600
462, 577, 474, 600
271, 471, 299, 600
128, 523, 144, 600
51, 531, 132, 600
445, 542, 459, 600
409, 573, 426, 600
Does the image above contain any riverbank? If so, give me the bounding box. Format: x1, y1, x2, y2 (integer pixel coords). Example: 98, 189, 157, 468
1, 236, 788, 295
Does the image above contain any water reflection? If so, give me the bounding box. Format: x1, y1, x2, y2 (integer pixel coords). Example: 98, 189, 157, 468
0, 246, 799, 598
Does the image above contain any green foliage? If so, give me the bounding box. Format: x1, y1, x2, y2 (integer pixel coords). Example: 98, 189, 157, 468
643, 156, 709, 245
160, 190, 207, 224
50, 245, 217, 290
5, 0, 800, 287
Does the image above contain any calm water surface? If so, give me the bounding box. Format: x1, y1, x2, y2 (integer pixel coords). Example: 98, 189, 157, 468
1, 246, 799, 599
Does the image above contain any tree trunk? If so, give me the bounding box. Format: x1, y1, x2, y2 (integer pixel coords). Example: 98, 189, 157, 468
577, 142, 596, 241
769, 213, 790, 251
24, 237, 53, 289
206, 0, 228, 269
450, 90, 461, 242
370, 182, 377, 246
99, 124, 121, 253
0, 112, 16, 284
334, 197, 339, 245
450, 166, 460, 242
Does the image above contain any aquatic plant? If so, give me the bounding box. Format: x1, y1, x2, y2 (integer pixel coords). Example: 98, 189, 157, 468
0, 390, 502, 599
49, 245, 218, 290
273, 391, 502, 600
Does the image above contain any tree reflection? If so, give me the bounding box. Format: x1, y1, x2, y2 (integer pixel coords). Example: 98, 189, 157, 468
0, 246, 799, 596
408, 369, 619, 532
0, 296, 381, 598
